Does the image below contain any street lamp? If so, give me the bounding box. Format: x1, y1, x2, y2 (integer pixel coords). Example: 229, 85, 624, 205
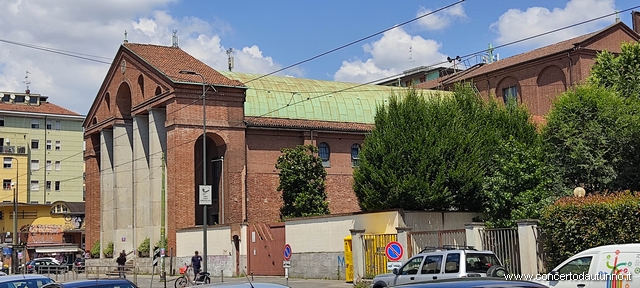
179, 70, 209, 273
9, 157, 18, 274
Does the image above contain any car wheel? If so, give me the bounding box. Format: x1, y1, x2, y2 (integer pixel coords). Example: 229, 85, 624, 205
372, 281, 388, 288
487, 265, 508, 277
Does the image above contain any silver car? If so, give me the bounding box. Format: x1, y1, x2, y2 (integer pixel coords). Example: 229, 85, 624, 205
371, 247, 508, 288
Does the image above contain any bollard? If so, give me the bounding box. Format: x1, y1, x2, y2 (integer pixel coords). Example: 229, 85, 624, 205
251, 272, 253, 281
221, 270, 224, 282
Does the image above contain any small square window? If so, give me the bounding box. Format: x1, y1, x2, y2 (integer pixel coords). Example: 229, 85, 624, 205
55, 141, 61, 151
46, 181, 51, 191
55, 161, 61, 171
55, 121, 61, 130
31, 160, 39, 171
502, 86, 517, 105
54, 181, 61, 191
46, 160, 52, 171
3, 158, 12, 169
31, 139, 39, 149
46, 140, 52, 150
46, 120, 52, 130
30, 181, 39, 192
2, 179, 11, 190
318, 142, 330, 167
31, 119, 39, 129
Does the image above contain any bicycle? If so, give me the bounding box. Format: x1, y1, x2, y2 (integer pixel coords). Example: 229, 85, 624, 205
174, 264, 210, 288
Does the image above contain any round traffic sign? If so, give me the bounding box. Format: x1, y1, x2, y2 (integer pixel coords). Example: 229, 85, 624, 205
283, 244, 292, 261
385, 241, 404, 261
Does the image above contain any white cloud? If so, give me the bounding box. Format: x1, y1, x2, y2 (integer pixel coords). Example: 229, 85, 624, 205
0, 0, 289, 115
334, 26, 447, 84
416, 4, 466, 31
490, 0, 615, 47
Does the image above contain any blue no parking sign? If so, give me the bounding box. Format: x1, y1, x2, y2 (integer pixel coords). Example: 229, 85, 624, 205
385, 241, 404, 261
283, 244, 292, 261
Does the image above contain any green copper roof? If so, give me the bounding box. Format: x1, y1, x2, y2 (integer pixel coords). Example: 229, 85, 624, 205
219, 71, 446, 124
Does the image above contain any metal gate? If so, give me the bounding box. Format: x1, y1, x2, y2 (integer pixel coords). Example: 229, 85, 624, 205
247, 223, 286, 276
363, 234, 396, 278
407, 229, 466, 257
480, 228, 521, 275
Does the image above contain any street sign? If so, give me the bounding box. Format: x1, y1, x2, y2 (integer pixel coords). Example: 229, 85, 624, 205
283, 244, 292, 261
385, 241, 404, 261
283, 260, 291, 268
199, 185, 212, 205
387, 261, 402, 270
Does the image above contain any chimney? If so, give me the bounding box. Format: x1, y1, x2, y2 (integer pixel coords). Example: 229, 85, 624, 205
633, 10, 640, 35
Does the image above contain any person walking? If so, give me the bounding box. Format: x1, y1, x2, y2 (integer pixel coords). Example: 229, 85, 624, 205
191, 251, 203, 280
116, 250, 127, 278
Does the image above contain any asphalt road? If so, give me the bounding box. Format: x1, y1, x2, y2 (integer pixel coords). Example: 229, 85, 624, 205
54, 273, 355, 288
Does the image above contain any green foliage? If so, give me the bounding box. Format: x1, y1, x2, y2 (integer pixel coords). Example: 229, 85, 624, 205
90, 241, 100, 258
482, 136, 568, 227
155, 236, 168, 249
103, 241, 114, 257
354, 85, 540, 213
589, 42, 640, 99
276, 144, 330, 219
542, 85, 640, 193
540, 192, 640, 269
138, 237, 150, 254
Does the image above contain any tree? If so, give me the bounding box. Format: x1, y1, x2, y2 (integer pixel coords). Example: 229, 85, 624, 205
541, 85, 640, 193
353, 85, 540, 213
482, 136, 567, 227
275, 144, 330, 219
589, 41, 640, 99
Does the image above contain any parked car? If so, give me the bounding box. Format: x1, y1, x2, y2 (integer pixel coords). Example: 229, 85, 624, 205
534, 243, 640, 288
0, 274, 54, 288
25, 258, 68, 274
390, 278, 547, 288
371, 246, 508, 288
73, 258, 85, 273
42, 278, 137, 288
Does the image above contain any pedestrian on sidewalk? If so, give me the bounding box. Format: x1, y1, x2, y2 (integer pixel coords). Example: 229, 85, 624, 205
191, 251, 202, 280
116, 250, 127, 278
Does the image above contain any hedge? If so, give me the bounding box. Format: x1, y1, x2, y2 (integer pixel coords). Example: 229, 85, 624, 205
539, 192, 640, 270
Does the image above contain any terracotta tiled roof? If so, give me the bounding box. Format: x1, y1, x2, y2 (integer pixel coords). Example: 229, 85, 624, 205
0, 101, 82, 116
123, 43, 245, 88
245, 116, 374, 132
418, 22, 637, 88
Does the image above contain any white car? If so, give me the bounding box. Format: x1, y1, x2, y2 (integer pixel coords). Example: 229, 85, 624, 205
370, 246, 507, 288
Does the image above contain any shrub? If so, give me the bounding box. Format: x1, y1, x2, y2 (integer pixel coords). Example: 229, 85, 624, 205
155, 236, 167, 249
90, 241, 100, 258
103, 241, 114, 258
540, 192, 640, 269
138, 238, 150, 257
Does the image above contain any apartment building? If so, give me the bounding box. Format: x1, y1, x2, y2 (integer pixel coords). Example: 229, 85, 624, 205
0, 91, 85, 203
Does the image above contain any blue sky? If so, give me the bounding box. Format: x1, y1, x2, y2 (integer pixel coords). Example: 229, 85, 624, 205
0, 0, 638, 115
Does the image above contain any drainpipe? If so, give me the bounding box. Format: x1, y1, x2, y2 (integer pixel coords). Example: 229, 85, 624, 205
567, 52, 573, 87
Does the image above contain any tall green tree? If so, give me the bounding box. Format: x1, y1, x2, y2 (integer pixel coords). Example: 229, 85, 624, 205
275, 144, 330, 219
589, 41, 640, 99
541, 85, 640, 193
353, 85, 540, 213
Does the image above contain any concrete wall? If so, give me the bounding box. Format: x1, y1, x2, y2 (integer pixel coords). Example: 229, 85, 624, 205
176, 225, 236, 277
284, 210, 401, 279
403, 211, 481, 231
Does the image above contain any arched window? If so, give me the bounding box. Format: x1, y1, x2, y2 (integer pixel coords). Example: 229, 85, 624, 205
351, 144, 361, 167
318, 142, 330, 167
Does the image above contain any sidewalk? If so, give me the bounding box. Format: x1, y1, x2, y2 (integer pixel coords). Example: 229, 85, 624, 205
64, 274, 355, 288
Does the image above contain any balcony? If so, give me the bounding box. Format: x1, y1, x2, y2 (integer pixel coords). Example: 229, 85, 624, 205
0, 146, 27, 154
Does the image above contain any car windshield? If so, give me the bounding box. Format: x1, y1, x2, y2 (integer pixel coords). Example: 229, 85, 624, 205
465, 253, 501, 273
0, 278, 54, 288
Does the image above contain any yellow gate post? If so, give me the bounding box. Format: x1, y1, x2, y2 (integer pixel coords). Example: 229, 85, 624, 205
344, 235, 353, 283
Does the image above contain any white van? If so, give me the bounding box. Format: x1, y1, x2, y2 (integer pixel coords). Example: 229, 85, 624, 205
536, 243, 640, 288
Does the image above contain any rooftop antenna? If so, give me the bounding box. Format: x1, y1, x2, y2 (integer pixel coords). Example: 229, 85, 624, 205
487, 43, 495, 63
172, 30, 179, 48
226, 48, 234, 72
124, 30, 128, 44
615, 10, 620, 22
447, 55, 461, 72
408, 45, 415, 64
23, 71, 31, 94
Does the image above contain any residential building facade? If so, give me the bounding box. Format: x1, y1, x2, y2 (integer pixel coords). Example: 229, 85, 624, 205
0, 91, 85, 203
